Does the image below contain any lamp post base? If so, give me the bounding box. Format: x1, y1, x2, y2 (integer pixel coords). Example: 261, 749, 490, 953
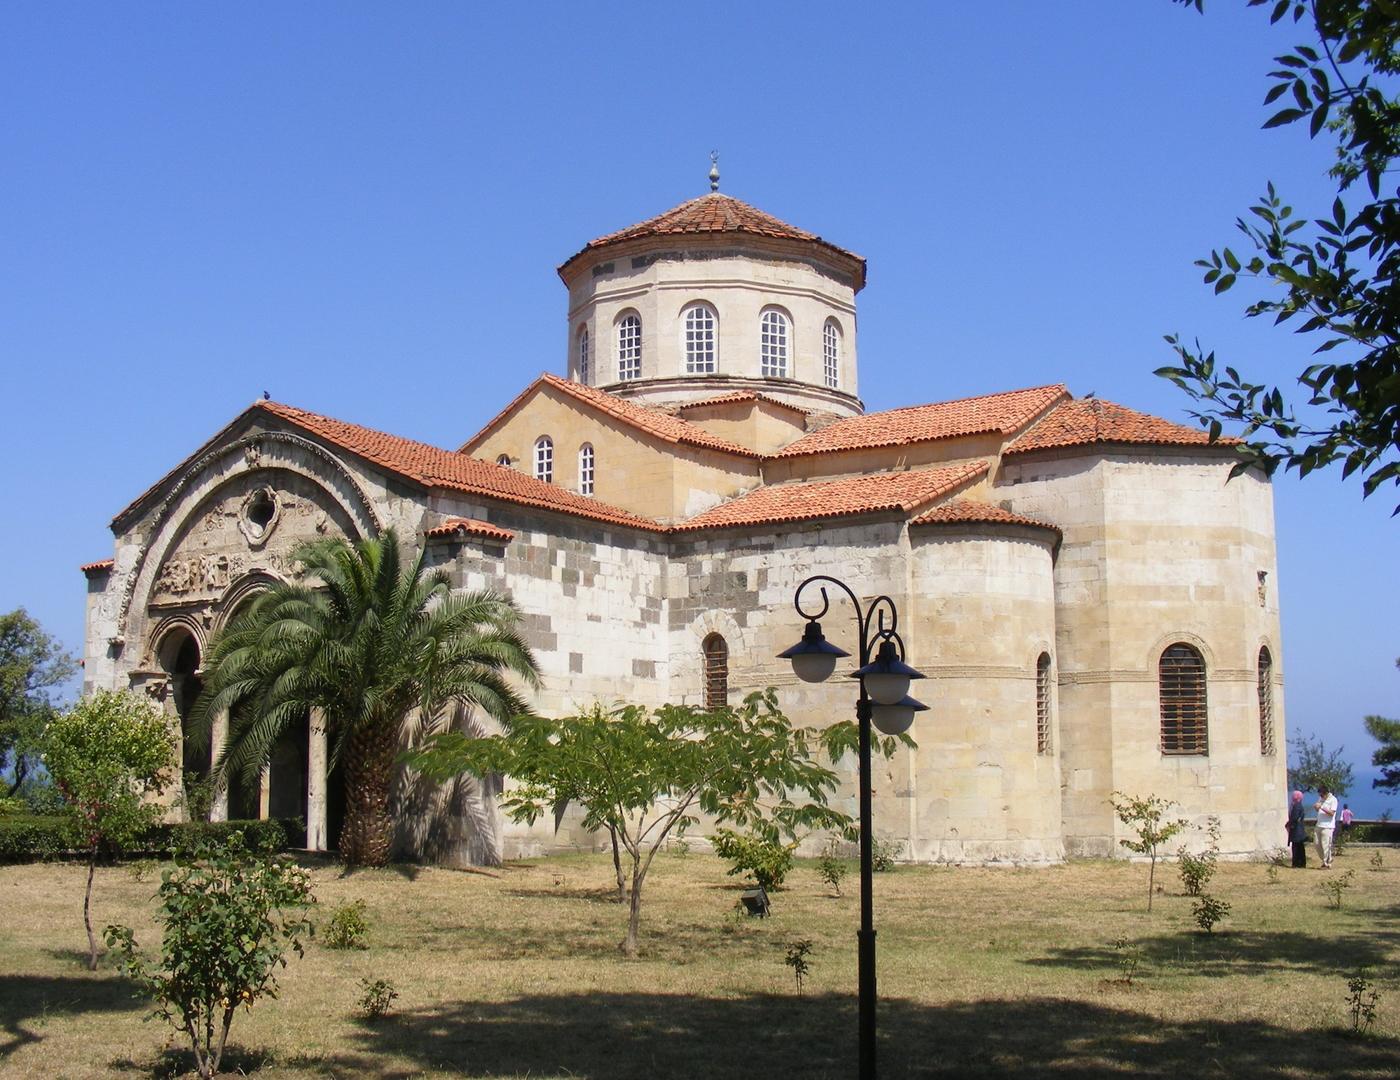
858, 927, 877, 1078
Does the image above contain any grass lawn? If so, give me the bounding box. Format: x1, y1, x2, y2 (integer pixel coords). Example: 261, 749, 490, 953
1, 845, 1397, 1079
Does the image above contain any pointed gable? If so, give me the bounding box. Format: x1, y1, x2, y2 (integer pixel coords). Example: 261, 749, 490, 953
459, 374, 762, 459
1004, 397, 1241, 456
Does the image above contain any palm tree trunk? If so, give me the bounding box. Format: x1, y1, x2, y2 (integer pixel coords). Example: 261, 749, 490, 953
339, 723, 397, 866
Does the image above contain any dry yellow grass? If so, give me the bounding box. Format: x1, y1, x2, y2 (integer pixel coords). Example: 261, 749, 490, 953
2, 846, 1398, 1078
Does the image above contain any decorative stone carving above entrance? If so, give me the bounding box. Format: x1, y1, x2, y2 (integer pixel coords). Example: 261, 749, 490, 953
238, 486, 281, 547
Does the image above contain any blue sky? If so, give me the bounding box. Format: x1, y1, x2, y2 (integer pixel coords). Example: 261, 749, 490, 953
1, 2, 1394, 814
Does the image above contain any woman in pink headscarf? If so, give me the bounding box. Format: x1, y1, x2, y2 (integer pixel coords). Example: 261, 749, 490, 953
1287, 790, 1307, 868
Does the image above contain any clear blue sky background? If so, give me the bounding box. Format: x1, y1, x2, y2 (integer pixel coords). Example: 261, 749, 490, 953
1, 2, 1394, 814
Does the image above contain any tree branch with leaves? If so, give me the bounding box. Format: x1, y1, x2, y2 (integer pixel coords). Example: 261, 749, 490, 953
1164, 0, 1400, 510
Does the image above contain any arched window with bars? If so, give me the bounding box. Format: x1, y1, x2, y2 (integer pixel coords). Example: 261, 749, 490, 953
703, 633, 728, 709
1159, 643, 1208, 755
578, 443, 595, 497
533, 436, 553, 483
760, 308, 790, 378
1258, 646, 1275, 755
617, 312, 642, 380
1036, 652, 1053, 755
683, 303, 718, 373
576, 326, 590, 383
823, 319, 841, 389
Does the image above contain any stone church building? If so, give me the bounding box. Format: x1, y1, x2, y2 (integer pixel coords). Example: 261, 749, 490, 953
80, 186, 1287, 865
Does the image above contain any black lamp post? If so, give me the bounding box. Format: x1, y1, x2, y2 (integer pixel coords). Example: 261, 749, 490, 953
777, 575, 926, 1080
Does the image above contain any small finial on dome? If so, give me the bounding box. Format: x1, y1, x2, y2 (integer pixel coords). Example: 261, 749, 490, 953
708, 150, 720, 193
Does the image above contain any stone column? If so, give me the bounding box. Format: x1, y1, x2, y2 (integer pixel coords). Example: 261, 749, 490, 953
210, 709, 229, 822
307, 711, 328, 851
258, 764, 271, 820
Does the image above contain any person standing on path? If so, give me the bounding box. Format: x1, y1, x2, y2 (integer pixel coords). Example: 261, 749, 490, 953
1314, 786, 1339, 868
1287, 790, 1307, 867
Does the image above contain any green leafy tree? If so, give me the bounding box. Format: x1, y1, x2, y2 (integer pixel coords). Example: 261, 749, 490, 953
1163, 1, 1400, 510
410, 691, 896, 955
191, 527, 539, 867
0, 608, 77, 796
44, 689, 176, 969
1109, 792, 1191, 911
1288, 733, 1355, 794
105, 832, 314, 1079
1364, 656, 1400, 791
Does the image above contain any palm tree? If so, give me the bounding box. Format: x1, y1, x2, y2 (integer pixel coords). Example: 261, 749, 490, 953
192, 527, 539, 866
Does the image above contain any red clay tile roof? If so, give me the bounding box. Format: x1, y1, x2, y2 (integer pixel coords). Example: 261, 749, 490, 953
80, 559, 114, 574
255, 401, 663, 532
558, 193, 866, 288
773, 385, 1070, 459
424, 517, 516, 543
1004, 398, 1242, 456
675, 463, 987, 533
460, 374, 762, 459
676, 391, 810, 416
911, 500, 1060, 535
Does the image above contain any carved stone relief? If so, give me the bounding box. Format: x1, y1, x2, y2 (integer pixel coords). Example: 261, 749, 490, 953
149, 471, 350, 607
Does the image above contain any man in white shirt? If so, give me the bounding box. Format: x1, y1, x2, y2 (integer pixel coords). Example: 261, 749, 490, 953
1314, 786, 1339, 869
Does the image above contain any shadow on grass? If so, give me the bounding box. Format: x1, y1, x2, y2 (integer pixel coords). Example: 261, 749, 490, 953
0, 974, 135, 1061
473, 916, 786, 964
324, 991, 1400, 1079
1025, 929, 1391, 978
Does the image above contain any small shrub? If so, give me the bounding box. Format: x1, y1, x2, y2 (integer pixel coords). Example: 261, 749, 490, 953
1369, 850, 1384, 872
784, 939, 814, 995
671, 837, 691, 858
1191, 893, 1231, 934
1346, 974, 1381, 1036
711, 829, 794, 892
105, 832, 315, 1080
358, 978, 398, 1021
1321, 869, 1356, 909
1111, 936, 1141, 985
323, 899, 369, 950
1265, 847, 1290, 868
817, 839, 848, 896
0, 796, 29, 816
871, 836, 904, 872
1265, 864, 1280, 885
1109, 791, 1190, 912
1177, 816, 1220, 896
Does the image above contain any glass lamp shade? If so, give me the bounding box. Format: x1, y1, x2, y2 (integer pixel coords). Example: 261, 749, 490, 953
791, 651, 839, 684
852, 640, 925, 705
777, 621, 849, 684
862, 672, 911, 706
871, 694, 927, 736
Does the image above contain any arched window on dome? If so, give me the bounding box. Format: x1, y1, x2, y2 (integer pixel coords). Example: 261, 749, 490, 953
1159, 643, 1208, 755
616, 312, 642, 381
760, 308, 790, 378
578, 443, 595, 497
703, 633, 728, 709
496, 453, 511, 468
1258, 646, 1275, 755
1035, 652, 1053, 755
683, 303, 717, 374
823, 319, 842, 389
576, 326, 590, 383
534, 436, 553, 483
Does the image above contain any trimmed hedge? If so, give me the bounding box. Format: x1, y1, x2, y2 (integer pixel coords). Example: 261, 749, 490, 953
0, 815, 298, 863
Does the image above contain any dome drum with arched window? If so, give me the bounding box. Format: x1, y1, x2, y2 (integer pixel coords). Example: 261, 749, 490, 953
558, 192, 863, 417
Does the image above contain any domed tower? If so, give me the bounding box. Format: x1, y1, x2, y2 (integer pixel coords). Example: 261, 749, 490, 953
557, 176, 867, 420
